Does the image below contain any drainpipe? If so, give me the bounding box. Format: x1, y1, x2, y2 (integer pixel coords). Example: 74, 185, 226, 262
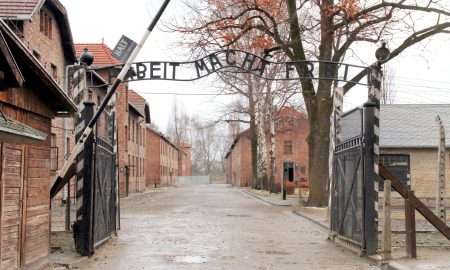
137, 119, 144, 192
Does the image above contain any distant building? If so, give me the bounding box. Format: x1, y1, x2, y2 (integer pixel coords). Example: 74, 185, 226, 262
127, 89, 150, 193
0, 17, 77, 269
178, 142, 191, 177
146, 127, 181, 187
379, 104, 450, 201
225, 107, 309, 193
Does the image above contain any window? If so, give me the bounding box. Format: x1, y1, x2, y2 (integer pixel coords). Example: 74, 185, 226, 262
50, 133, 58, 171
136, 122, 139, 143
283, 141, 293, 154
128, 116, 131, 141
48, 17, 52, 39
40, 12, 44, 32
300, 166, 306, 174
131, 120, 134, 142
125, 126, 128, 151
51, 63, 57, 80
277, 119, 283, 129
39, 11, 52, 38
379, 154, 410, 191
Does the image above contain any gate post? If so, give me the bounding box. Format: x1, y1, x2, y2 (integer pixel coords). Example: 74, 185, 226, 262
405, 190, 417, 258
363, 101, 377, 255
74, 101, 95, 256
381, 180, 392, 260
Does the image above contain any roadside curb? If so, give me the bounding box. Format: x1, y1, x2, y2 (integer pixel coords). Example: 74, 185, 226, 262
120, 186, 175, 201
241, 190, 295, 206
291, 209, 328, 229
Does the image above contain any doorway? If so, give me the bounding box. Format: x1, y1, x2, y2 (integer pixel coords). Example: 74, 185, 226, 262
283, 162, 294, 182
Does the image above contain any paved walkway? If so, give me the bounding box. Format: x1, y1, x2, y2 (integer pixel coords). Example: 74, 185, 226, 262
44, 185, 450, 270
48, 184, 379, 269
244, 188, 450, 270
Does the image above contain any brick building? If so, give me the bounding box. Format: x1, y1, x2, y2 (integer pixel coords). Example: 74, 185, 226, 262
74, 43, 148, 196
146, 127, 182, 187
226, 107, 309, 192
0, 17, 77, 269
178, 143, 191, 177
0, 0, 78, 201
126, 90, 149, 193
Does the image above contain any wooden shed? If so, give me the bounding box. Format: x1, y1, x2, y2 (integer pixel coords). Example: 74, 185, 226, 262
0, 19, 76, 269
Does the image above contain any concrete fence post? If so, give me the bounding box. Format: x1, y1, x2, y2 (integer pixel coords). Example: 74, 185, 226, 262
381, 180, 392, 261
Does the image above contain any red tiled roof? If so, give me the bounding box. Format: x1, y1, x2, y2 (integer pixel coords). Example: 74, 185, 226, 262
75, 43, 122, 67
128, 89, 146, 114
0, 0, 42, 19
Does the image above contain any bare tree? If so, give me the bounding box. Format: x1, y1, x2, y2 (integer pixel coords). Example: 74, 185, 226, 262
173, 0, 450, 206
381, 64, 396, 104
190, 119, 221, 175
166, 98, 191, 145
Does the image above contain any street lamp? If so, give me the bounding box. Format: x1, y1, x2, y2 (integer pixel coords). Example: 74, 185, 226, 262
375, 42, 391, 64
79, 48, 94, 67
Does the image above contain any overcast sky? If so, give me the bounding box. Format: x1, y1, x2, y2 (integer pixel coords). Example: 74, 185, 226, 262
60, 0, 450, 131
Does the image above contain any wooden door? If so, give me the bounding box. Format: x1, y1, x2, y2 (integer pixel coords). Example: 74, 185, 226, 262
0, 144, 24, 269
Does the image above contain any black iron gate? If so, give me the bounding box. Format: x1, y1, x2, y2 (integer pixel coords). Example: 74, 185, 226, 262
330, 102, 378, 255
93, 111, 116, 247
74, 102, 117, 255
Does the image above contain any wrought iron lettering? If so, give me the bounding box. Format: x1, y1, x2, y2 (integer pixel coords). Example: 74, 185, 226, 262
92, 49, 370, 86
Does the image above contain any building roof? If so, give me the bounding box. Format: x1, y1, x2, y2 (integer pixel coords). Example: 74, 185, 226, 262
128, 90, 145, 114
0, 0, 77, 62
128, 89, 151, 123
128, 102, 144, 118
0, 109, 47, 144
0, 0, 42, 20
224, 129, 251, 159
0, 19, 77, 112
146, 125, 180, 151
380, 104, 450, 148
75, 43, 122, 67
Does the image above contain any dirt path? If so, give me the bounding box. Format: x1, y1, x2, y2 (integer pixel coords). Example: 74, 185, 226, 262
65, 184, 379, 269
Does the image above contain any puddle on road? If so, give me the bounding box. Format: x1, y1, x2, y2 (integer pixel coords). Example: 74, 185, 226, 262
170, 255, 213, 264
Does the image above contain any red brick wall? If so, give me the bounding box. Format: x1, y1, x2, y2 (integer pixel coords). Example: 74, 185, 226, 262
182, 146, 191, 176
146, 129, 161, 187
126, 110, 146, 193
21, 6, 70, 87
230, 137, 253, 187
160, 140, 179, 187
145, 129, 180, 187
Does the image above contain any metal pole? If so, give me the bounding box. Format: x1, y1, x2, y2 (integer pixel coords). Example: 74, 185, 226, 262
51, 0, 172, 198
